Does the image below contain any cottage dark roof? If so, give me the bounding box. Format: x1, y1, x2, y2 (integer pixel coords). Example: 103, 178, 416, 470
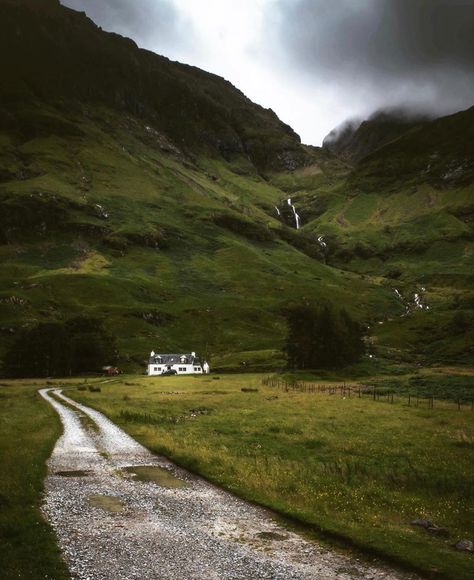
148, 353, 200, 365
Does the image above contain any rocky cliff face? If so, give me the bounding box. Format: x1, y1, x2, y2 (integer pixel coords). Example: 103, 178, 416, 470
0, 0, 310, 173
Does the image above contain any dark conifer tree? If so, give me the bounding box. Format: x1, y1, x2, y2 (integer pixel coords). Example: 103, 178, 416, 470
2, 317, 117, 377
286, 305, 364, 369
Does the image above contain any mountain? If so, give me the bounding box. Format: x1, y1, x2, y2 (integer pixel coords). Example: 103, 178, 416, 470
0, 0, 472, 372
351, 106, 474, 189
323, 109, 430, 164
281, 106, 474, 364
0, 0, 309, 173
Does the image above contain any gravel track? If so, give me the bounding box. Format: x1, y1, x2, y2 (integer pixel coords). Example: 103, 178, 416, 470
40, 388, 417, 580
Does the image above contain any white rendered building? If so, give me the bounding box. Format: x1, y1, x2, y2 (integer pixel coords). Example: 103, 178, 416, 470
147, 351, 210, 376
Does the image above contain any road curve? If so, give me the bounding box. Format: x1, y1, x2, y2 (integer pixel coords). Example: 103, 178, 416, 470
39, 388, 415, 580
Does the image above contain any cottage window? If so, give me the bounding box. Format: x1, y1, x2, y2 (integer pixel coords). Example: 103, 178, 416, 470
153, 366, 158, 371
194, 367, 201, 371
179, 366, 186, 372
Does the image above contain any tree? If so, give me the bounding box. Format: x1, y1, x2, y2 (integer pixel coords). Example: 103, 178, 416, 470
285, 305, 364, 369
2, 317, 117, 377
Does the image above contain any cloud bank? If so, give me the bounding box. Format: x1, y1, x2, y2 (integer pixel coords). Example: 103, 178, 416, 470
271, 0, 474, 117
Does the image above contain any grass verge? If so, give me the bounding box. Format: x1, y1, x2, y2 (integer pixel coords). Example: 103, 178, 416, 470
0, 381, 69, 579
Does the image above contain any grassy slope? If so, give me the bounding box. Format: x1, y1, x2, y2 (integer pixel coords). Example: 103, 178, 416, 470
0, 103, 395, 371
269, 109, 474, 366
68, 374, 474, 579
1, 103, 472, 370
0, 0, 472, 372
0, 382, 68, 579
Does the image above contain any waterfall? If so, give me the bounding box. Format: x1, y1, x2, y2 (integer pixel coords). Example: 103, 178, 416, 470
287, 198, 301, 229
317, 235, 327, 249
400, 288, 430, 316
275, 206, 281, 216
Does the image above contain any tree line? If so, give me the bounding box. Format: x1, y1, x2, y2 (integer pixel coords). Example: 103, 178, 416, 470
2, 317, 117, 377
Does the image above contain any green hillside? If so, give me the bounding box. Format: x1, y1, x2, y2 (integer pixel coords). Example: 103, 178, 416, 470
273, 108, 474, 365
0, 0, 472, 372
0, 101, 391, 371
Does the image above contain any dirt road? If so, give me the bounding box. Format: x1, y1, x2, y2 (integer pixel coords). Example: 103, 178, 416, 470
40, 388, 416, 580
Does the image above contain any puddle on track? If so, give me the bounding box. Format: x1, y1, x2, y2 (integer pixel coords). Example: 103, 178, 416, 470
256, 531, 288, 541
123, 465, 188, 488
88, 494, 124, 513
55, 470, 90, 477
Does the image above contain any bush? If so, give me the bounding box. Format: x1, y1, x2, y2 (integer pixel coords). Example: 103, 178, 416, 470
211, 211, 274, 242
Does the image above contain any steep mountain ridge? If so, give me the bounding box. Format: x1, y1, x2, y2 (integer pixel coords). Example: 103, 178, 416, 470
322, 109, 431, 164
0, 0, 309, 173
351, 106, 474, 189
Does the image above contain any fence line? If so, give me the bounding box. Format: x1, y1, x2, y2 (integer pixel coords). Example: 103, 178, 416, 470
261, 376, 473, 412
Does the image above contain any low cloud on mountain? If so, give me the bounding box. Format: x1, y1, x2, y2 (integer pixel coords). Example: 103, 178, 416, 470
271, 0, 474, 118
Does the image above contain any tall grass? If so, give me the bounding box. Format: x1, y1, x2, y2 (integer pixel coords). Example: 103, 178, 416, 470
69, 373, 474, 580
0, 383, 68, 579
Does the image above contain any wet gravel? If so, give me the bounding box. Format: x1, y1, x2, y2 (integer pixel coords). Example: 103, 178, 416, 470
40, 388, 418, 580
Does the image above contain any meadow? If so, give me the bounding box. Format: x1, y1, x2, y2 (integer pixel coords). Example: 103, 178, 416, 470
67, 372, 474, 579
0, 382, 68, 579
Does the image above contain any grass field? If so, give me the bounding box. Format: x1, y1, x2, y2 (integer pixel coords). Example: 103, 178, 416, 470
67, 372, 474, 579
0, 382, 68, 579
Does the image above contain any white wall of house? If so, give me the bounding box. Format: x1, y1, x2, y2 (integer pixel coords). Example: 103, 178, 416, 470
147, 363, 203, 376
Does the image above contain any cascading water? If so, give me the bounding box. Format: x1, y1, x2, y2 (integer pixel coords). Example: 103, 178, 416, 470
287, 198, 301, 229
274, 206, 281, 216
317, 235, 327, 249
396, 287, 430, 316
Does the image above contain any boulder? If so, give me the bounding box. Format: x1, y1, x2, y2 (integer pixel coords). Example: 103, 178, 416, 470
410, 519, 433, 528
455, 539, 473, 552
427, 526, 449, 538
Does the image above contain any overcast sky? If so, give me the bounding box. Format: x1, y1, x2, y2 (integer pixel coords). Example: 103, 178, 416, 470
61, 0, 474, 145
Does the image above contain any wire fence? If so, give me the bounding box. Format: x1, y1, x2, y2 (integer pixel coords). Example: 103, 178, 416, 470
261, 376, 474, 412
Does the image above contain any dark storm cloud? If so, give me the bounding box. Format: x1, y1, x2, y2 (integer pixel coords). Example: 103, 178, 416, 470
61, 0, 187, 51
272, 0, 474, 116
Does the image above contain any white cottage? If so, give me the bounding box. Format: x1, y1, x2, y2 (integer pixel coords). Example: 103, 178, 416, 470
147, 351, 210, 376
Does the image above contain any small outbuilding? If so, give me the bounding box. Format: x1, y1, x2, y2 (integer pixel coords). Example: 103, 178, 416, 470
147, 351, 210, 376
